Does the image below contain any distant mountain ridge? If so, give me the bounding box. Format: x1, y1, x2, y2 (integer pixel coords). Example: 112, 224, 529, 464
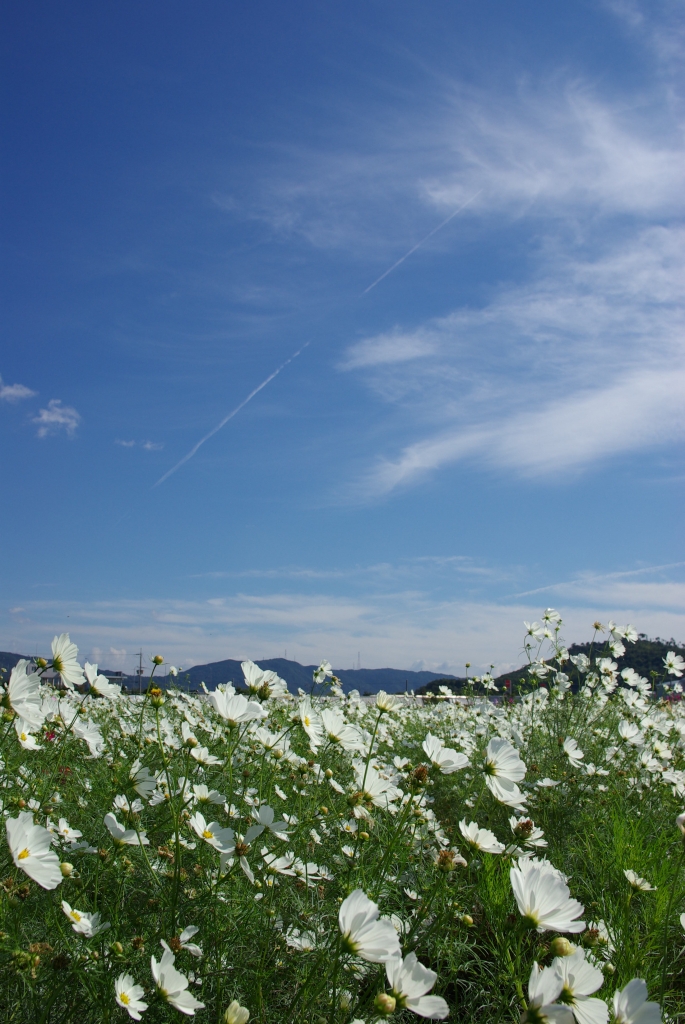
0, 650, 455, 695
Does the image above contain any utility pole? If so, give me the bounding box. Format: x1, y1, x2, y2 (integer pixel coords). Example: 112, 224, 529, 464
136, 650, 144, 695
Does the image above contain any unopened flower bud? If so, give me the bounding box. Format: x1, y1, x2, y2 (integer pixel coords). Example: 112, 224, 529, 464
324, 768, 333, 779
374, 992, 396, 1016
111, 941, 124, 954
152, 655, 164, 666
319, 806, 329, 815
550, 937, 575, 957
36, 658, 48, 669
460, 913, 474, 926
224, 1000, 250, 1024
359, 831, 370, 842
603, 962, 615, 974
59, 862, 74, 877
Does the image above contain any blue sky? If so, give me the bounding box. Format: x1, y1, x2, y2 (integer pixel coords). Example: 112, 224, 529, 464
2, 0, 684, 674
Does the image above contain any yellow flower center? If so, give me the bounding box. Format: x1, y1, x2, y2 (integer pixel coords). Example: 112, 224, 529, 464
18, 848, 30, 860
120, 993, 130, 1005
202, 829, 214, 839
303, 716, 311, 726
71, 911, 81, 922
20, 733, 27, 741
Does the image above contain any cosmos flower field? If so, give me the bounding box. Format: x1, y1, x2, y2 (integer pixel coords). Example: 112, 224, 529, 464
1, 615, 684, 1023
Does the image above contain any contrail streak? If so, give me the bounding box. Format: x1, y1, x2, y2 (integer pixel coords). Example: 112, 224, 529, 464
361, 191, 482, 295
155, 191, 481, 487
154, 342, 310, 487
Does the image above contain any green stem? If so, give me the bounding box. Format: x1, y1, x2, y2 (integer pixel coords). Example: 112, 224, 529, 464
660, 839, 685, 1005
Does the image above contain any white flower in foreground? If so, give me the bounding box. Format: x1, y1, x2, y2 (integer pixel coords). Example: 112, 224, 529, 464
84, 662, 121, 697
612, 979, 661, 1024
6, 660, 45, 728
208, 689, 267, 727
353, 763, 402, 810
244, 804, 289, 843
552, 947, 607, 1024
338, 889, 401, 963
298, 697, 325, 752
192, 784, 225, 806
664, 651, 684, 678
376, 690, 402, 712
484, 737, 527, 808
563, 738, 584, 769
130, 761, 157, 799
104, 813, 149, 847
224, 1000, 250, 1024
321, 708, 364, 752
677, 811, 685, 834
115, 973, 148, 1020
151, 947, 205, 1016
423, 733, 469, 774
51, 633, 85, 688
623, 870, 656, 892
385, 952, 448, 1019
15, 718, 42, 749
190, 744, 222, 766
241, 660, 288, 698
510, 861, 584, 933
6, 812, 62, 890
313, 659, 333, 683
523, 962, 574, 1024
189, 812, 235, 854
61, 900, 110, 937
459, 819, 505, 854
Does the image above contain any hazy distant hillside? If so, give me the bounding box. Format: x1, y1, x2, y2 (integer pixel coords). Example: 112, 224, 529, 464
0, 650, 455, 694
168, 658, 456, 695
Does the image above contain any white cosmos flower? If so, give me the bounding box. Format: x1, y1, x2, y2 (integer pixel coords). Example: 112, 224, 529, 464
422, 733, 469, 774
208, 689, 268, 726
320, 708, 364, 751
459, 819, 505, 854
510, 817, 548, 849
376, 690, 402, 712
190, 745, 222, 766
553, 948, 607, 1024
177, 926, 203, 958
51, 633, 85, 688
104, 813, 149, 847
115, 973, 148, 1020
484, 737, 527, 808
664, 651, 684, 678
563, 738, 584, 769
6, 660, 45, 728
192, 784, 225, 805
14, 718, 42, 749
6, 811, 62, 890
84, 662, 121, 697
353, 763, 403, 810
612, 979, 661, 1024
510, 861, 585, 933
189, 812, 235, 854
51, 817, 83, 843
623, 870, 656, 892
385, 952, 448, 1019
61, 900, 110, 937
338, 889, 401, 963
523, 962, 574, 1024
244, 804, 289, 843
130, 761, 157, 799
241, 660, 288, 698
298, 698, 325, 752
151, 947, 205, 1016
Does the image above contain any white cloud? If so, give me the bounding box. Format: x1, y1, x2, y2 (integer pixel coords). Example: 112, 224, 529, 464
345, 224, 685, 496
4, 562, 683, 674
33, 399, 81, 438
0, 375, 36, 403
340, 328, 438, 370
115, 439, 164, 451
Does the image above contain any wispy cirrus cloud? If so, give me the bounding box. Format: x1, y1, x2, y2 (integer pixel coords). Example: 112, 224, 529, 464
115, 439, 164, 451
32, 399, 81, 438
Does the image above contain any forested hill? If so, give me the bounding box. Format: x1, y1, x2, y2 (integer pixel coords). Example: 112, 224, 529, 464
419, 635, 685, 695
